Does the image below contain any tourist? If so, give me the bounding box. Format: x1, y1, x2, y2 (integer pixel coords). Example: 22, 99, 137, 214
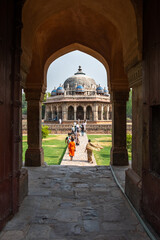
76, 123, 79, 132
71, 125, 74, 134
81, 123, 84, 136
59, 118, 62, 124
74, 124, 77, 133
75, 129, 80, 145
65, 133, 71, 145
85, 139, 101, 163
68, 137, 76, 161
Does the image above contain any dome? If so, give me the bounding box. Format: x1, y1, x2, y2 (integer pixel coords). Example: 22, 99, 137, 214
64, 66, 97, 89
104, 87, 108, 95
56, 85, 64, 94
76, 85, 84, 93
51, 87, 57, 96
96, 84, 104, 94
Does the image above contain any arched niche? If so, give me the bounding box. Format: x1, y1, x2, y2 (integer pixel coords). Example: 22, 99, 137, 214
68, 106, 74, 120
86, 106, 93, 121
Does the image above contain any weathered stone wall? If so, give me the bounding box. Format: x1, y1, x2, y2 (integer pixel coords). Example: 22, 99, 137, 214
22, 120, 132, 134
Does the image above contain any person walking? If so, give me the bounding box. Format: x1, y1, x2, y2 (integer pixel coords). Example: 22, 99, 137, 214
68, 137, 76, 161
81, 124, 84, 136
75, 129, 80, 145
85, 139, 102, 163
71, 125, 74, 134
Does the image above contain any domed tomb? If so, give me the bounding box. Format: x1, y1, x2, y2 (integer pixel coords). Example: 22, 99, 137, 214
64, 66, 96, 90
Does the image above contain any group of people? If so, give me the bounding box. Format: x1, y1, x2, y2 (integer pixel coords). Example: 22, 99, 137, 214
71, 121, 86, 136
65, 120, 103, 163
65, 132, 77, 161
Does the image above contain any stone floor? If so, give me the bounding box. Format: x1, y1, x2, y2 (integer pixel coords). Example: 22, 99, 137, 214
61, 133, 97, 166
0, 165, 150, 240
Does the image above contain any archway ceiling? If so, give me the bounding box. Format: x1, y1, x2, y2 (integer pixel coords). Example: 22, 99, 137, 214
22, 0, 141, 91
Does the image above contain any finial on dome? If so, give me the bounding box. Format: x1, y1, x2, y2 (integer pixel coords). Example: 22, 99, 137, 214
78, 66, 82, 72
74, 66, 85, 75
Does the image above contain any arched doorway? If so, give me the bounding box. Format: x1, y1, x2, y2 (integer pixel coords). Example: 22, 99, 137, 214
103, 106, 107, 120
76, 106, 84, 120
98, 106, 101, 120
68, 106, 74, 120
86, 106, 93, 121
58, 106, 62, 120
53, 106, 57, 120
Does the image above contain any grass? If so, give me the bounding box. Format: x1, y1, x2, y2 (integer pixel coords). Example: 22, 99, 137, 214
22, 134, 67, 165
88, 134, 132, 166
88, 134, 112, 166
23, 134, 132, 166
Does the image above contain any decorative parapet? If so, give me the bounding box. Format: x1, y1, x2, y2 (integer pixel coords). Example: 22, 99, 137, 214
127, 62, 142, 88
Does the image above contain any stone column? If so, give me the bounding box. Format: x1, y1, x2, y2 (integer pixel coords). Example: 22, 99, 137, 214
84, 106, 86, 121
101, 105, 104, 120
110, 91, 129, 166
93, 104, 98, 121
56, 106, 59, 120
25, 89, 44, 166
107, 105, 109, 120
74, 105, 77, 121
125, 62, 143, 212
51, 105, 54, 120
62, 104, 67, 121
44, 105, 47, 120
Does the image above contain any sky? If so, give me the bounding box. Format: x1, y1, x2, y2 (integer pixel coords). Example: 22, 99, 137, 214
47, 50, 108, 93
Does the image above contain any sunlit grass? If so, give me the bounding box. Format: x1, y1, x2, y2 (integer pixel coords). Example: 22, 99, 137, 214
22, 134, 67, 165
88, 134, 132, 165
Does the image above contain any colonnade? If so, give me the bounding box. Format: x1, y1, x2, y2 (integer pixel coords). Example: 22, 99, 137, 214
45, 103, 112, 121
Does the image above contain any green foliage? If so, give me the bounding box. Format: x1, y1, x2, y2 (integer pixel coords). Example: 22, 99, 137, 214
42, 92, 51, 119
127, 89, 132, 120
22, 92, 27, 115
127, 133, 132, 150
42, 125, 50, 139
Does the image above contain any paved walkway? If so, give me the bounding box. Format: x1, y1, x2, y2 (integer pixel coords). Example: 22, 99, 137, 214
61, 133, 97, 166
0, 165, 150, 240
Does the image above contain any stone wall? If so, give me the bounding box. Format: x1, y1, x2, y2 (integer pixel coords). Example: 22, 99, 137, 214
22, 120, 132, 134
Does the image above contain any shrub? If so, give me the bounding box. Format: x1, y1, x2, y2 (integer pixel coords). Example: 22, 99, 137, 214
42, 125, 50, 139
127, 134, 132, 150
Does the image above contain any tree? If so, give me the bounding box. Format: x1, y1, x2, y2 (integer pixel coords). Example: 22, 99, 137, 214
127, 89, 132, 120
42, 125, 50, 138
22, 92, 27, 115
42, 92, 51, 119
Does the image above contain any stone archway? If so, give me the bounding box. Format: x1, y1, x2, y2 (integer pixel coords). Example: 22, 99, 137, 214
86, 106, 93, 121
5, 0, 160, 234
68, 106, 74, 120
76, 106, 84, 120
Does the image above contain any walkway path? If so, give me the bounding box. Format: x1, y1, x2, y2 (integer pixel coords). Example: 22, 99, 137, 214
0, 165, 149, 240
61, 133, 97, 166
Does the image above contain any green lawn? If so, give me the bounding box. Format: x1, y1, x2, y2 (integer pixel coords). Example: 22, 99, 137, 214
22, 135, 67, 165
88, 134, 132, 165
88, 134, 112, 165
23, 134, 132, 166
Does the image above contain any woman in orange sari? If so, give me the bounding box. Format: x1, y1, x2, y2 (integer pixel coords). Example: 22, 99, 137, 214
68, 137, 76, 161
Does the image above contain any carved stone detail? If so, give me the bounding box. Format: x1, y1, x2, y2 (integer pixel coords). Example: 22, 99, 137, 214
127, 62, 142, 87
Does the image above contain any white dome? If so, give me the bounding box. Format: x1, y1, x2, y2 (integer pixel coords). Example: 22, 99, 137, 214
64, 66, 97, 89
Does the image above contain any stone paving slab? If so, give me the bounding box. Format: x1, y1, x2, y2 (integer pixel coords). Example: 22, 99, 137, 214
61, 133, 97, 166
0, 166, 150, 240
